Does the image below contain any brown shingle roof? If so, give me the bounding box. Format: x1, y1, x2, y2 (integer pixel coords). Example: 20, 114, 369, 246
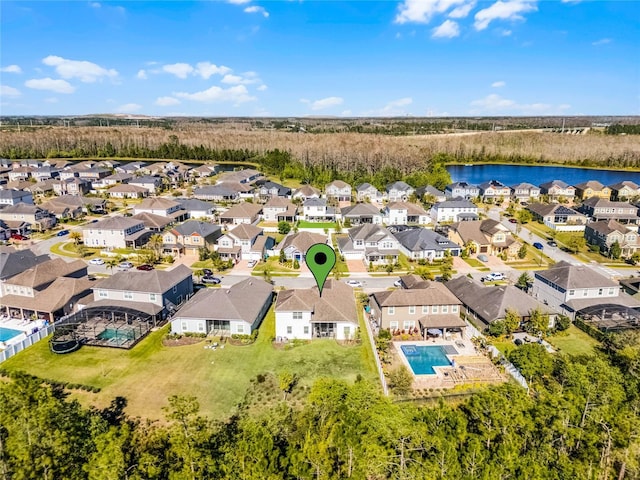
6, 258, 86, 289
275, 279, 357, 323
372, 283, 460, 307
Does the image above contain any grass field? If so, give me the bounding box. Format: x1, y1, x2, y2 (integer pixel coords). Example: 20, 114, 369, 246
297, 221, 338, 229
2, 304, 377, 420
547, 325, 601, 356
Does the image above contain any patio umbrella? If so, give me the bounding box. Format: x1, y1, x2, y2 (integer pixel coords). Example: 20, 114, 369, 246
427, 329, 442, 336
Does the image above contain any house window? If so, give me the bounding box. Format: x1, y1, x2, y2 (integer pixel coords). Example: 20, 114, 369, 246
431, 305, 438, 314
409, 306, 415, 314
286, 326, 292, 335
403, 321, 415, 330
303, 326, 309, 335
609, 288, 615, 295
173, 286, 178, 293
237, 325, 244, 333
390, 321, 398, 330
442, 305, 449, 313
388, 306, 395, 315
598, 288, 603, 296
569, 290, 575, 296
149, 293, 156, 302
452, 305, 459, 313
124, 292, 133, 300
98, 290, 108, 298
583, 290, 588, 296
344, 326, 351, 337
198, 323, 204, 332
182, 322, 187, 331
422, 306, 429, 314
293, 312, 303, 320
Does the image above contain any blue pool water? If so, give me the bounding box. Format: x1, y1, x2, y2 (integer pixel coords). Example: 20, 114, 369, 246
0, 327, 23, 343
401, 345, 452, 375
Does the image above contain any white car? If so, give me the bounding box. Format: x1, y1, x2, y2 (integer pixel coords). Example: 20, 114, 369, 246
393, 279, 403, 288
89, 258, 105, 265
482, 272, 506, 282
247, 260, 257, 268
118, 261, 134, 270
345, 280, 363, 288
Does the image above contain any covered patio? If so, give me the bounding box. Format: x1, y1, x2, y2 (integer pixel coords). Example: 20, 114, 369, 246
418, 314, 467, 340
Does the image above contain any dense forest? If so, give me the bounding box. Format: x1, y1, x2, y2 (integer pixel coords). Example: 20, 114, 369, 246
1, 335, 639, 479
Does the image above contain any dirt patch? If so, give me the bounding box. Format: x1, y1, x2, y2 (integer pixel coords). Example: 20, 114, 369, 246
162, 337, 205, 347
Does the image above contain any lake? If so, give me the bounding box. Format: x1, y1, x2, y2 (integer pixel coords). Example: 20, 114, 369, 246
447, 164, 640, 187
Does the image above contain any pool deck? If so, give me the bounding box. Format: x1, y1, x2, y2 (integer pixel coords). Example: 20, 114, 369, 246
0, 316, 48, 350
393, 338, 505, 389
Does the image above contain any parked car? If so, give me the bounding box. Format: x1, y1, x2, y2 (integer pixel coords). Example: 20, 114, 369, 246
118, 261, 134, 270
10, 233, 28, 241
202, 276, 221, 284
136, 264, 154, 271
202, 268, 213, 276
508, 218, 518, 224
393, 279, 403, 287
482, 272, 506, 282
477, 254, 489, 262
56, 229, 70, 236
247, 260, 257, 268
533, 242, 544, 250
89, 258, 105, 265
345, 280, 363, 288
547, 240, 558, 247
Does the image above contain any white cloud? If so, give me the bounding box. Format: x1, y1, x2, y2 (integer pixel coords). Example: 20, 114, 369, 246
221, 72, 261, 85
469, 93, 570, 114
304, 96, 344, 111
0, 85, 21, 97
155, 96, 181, 106
491, 80, 506, 88
378, 97, 413, 115
44, 97, 59, 103
114, 103, 142, 113
592, 38, 612, 46
195, 62, 231, 79
136, 69, 147, 80
162, 63, 194, 79
174, 85, 256, 104
395, 0, 471, 24
432, 19, 460, 38
449, 1, 475, 18
42, 55, 118, 82
25, 77, 75, 94
474, 0, 537, 31
1, 65, 22, 74
257, 84, 268, 91
244, 6, 269, 17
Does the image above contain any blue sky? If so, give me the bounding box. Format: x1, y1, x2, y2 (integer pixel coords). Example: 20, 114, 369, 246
1, 0, 638, 117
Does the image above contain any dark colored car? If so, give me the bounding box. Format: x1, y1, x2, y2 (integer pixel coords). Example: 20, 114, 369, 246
508, 218, 518, 224
57, 229, 70, 236
136, 264, 154, 271
10, 233, 28, 241
202, 276, 221, 284
533, 242, 544, 250
547, 240, 558, 247
202, 268, 213, 276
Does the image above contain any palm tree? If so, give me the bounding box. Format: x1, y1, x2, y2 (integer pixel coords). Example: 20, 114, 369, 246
105, 259, 118, 274
69, 231, 82, 245
147, 234, 164, 263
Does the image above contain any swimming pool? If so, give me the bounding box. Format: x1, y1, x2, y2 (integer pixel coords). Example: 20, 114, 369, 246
0, 327, 23, 343
400, 345, 453, 375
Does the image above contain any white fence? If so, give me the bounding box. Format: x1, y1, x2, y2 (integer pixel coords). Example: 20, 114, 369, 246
0, 325, 54, 363
362, 309, 388, 396
487, 345, 529, 391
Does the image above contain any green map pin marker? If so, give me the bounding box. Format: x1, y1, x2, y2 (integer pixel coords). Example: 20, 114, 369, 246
306, 243, 336, 297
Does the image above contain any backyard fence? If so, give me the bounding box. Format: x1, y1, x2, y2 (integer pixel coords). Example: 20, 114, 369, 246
362, 309, 388, 396
487, 345, 529, 391
0, 325, 54, 363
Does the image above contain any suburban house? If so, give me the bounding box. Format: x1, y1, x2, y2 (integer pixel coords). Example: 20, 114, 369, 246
292, 185, 321, 201
194, 185, 241, 202
175, 198, 216, 219
30, 180, 58, 197
31, 166, 60, 182
132, 197, 188, 222
275, 279, 358, 340
446, 276, 556, 330
7, 166, 32, 182
448, 219, 520, 258
578, 198, 640, 224
107, 184, 150, 199
325, 180, 352, 202
532, 261, 640, 319
539, 180, 576, 202
218, 203, 262, 225
0, 189, 34, 206
262, 197, 298, 223
356, 183, 384, 203
574, 180, 611, 201
1, 257, 87, 297
40, 198, 83, 220
77, 167, 111, 182
115, 162, 147, 175
393, 228, 461, 261
430, 199, 479, 223
395, 274, 431, 290
278, 231, 327, 263
41, 195, 106, 216
609, 181, 640, 201
83, 216, 150, 249
415, 185, 446, 203
584, 220, 640, 258
385, 181, 414, 202
257, 181, 292, 201
217, 168, 262, 185
0, 248, 49, 285
188, 164, 218, 178
369, 282, 465, 337
302, 198, 338, 222
337, 224, 400, 265
384, 202, 430, 225
445, 182, 479, 200
129, 176, 164, 194
171, 278, 272, 336
479, 180, 511, 201
527, 203, 588, 230
340, 203, 383, 225
53, 178, 92, 196
0, 203, 57, 232
510, 182, 541, 202
216, 224, 262, 261
91, 172, 133, 189
132, 212, 173, 232
163, 221, 222, 256
90, 265, 194, 319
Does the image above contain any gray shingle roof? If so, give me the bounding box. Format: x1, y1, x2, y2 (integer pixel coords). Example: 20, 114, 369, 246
173, 220, 221, 238
83, 215, 144, 231
96, 264, 193, 294
393, 228, 461, 252
372, 282, 460, 307
219, 202, 262, 219
534, 261, 617, 290
340, 203, 381, 217
0, 249, 49, 280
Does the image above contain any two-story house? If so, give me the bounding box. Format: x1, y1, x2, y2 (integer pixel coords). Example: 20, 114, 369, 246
393, 228, 461, 261
193, 185, 241, 203
385, 181, 414, 202
479, 180, 511, 201
218, 202, 262, 225
340, 203, 383, 226
217, 168, 262, 185
216, 224, 262, 261
0, 189, 33, 206
510, 182, 541, 202
163, 221, 222, 256
584, 219, 640, 258
78, 167, 111, 182
445, 182, 479, 200
574, 180, 611, 201
257, 181, 292, 201
609, 181, 640, 201
302, 198, 338, 222
53, 178, 92, 196
82, 216, 150, 249
356, 183, 384, 203
430, 199, 479, 223
325, 180, 352, 202
578, 197, 640, 224
415, 185, 446, 204
91, 173, 133, 189
0, 203, 56, 232
448, 219, 520, 257
276, 279, 358, 340
132, 197, 188, 223
384, 202, 430, 226
262, 197, 298, 223
369, 282, 464, 337
172, 278, 272, 336
337, 224, 400, 265
129, 175, 164, 194
527, 203, 588, 230
539, 180, 576, 202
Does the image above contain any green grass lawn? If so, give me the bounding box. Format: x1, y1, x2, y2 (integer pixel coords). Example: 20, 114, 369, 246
463, 257, 485, 268
546, 325, 601, 356
2, 304, 377, 420
297, 221, 337, 229
252, 256, 300, 274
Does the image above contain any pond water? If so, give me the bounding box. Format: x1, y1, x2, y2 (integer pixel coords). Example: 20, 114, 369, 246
447, 164, 640, 186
